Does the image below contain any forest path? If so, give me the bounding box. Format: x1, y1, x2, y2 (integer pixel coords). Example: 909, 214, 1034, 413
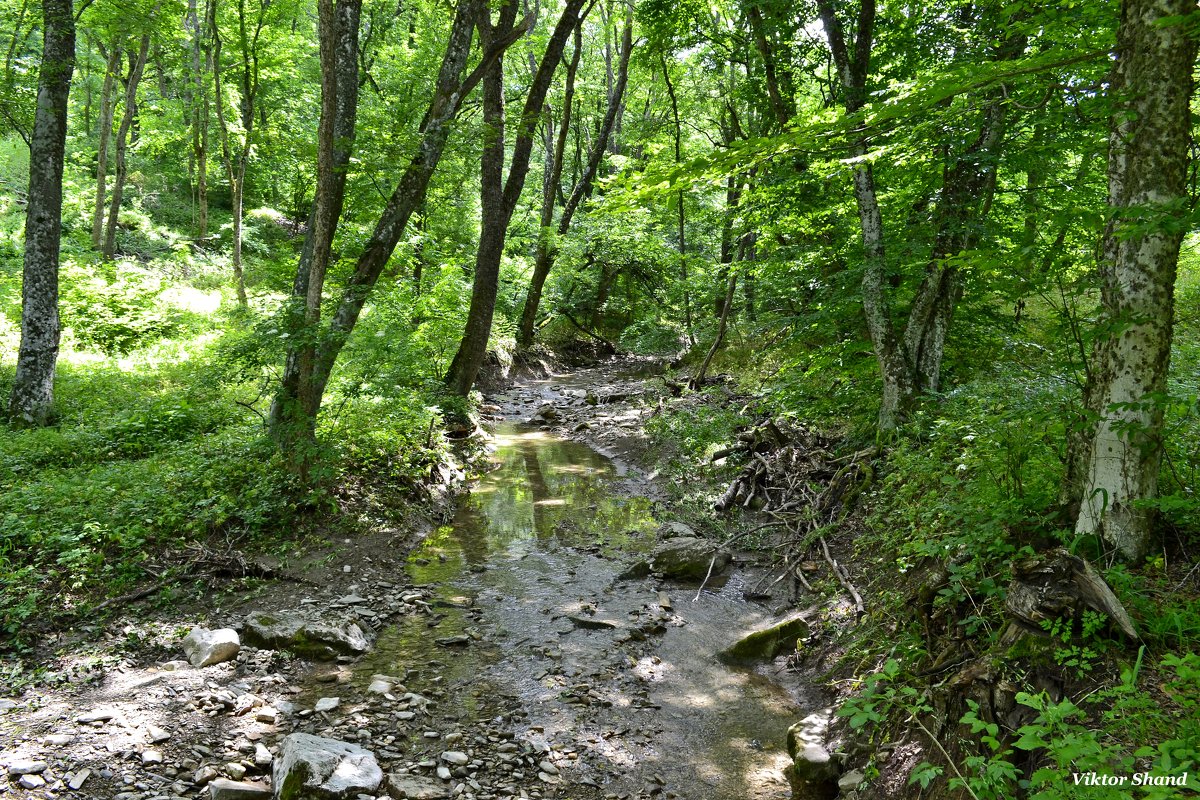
0, 360, 825, 800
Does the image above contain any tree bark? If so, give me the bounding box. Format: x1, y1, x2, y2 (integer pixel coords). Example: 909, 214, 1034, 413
516, 10, 630, 349
1068, 0, 1195, 561
817, 0, 909, 430
444, 0, 589, 396
102, 34, 151, 259
8, 0, 74, 427
269, 0, 525, 454
91, 44, 120, 248
518, 26, 580, 347
660, 54, 694, 348
267, 0, 362, 452
187, 0, 209, 237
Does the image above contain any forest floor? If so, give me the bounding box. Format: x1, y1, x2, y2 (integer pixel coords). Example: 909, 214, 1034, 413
0, 358, 837, 800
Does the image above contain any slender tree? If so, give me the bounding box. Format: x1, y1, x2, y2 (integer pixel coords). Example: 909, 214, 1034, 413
444, 0, 590, 396
102, 32, 152, 259
268, 0, 363, 453
91, 42, 121, 248
8, 0, 74, 427
516, 8, 632, 349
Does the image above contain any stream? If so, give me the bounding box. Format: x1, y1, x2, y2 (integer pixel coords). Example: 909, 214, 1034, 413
350, 370, 816, 799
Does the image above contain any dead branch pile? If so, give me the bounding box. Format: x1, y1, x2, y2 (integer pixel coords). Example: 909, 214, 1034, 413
713, 418, 877, 615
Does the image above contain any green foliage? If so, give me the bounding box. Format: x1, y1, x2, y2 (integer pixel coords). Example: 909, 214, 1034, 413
60, 262, 190, 354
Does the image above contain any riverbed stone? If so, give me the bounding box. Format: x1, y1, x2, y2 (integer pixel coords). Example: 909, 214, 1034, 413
241, 612, 372, 660
7, 760, 47, 776
785, 709, 838, 784
274, 733, 382, 799
208, 778, 271, 800
385, 773, 449, 799
648, 536, 731, 580
718, 614, 810, 664
183, 626, 241, 668
660, 521, 696, 539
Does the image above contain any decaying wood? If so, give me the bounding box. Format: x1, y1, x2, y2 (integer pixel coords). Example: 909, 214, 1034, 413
1005, 548, 1139, 639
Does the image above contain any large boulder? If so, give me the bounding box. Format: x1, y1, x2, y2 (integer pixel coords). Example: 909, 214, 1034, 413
718, 614, 809, 664
182, 627, 240, 668
649, 537, 731, 580
274, 734, 382, 800
240, 612, 371, 660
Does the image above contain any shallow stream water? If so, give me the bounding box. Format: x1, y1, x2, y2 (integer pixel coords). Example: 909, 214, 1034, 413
356, 418, 811, 799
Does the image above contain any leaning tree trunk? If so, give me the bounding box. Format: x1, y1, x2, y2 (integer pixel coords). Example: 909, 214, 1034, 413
268, 0, 362, 453
91, 44, 120, 248
516, 9, 631, 349
186, 0, 209, 237
1068, 0, 1195, 561
518, 26, 580, 347
102, 35, 151, 260
8, 0, 74, 427
444, 0, 589, 396
270, 0, 526, 454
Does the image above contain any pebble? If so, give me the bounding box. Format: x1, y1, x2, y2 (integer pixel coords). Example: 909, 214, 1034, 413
314, 697, 340, 713
7, 760, 48, 775
142, 749, 164, 765
437, 766, 452, 780
441, 751, 469, 766
68, 768, 91, 790
17, 774, 46, 789
46, 733, 74, 745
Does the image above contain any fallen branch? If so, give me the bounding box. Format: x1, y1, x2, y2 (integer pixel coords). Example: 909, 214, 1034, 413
820, 536, 864, 616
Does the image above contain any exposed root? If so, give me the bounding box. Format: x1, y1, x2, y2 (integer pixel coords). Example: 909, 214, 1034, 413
714, 418, 877, 612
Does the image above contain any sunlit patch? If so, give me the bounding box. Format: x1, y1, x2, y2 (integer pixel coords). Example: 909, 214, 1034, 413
533, 498, 567, 507
160, 286, 222, 314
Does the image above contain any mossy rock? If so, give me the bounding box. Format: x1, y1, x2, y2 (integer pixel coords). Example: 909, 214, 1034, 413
718, 614, 809, 664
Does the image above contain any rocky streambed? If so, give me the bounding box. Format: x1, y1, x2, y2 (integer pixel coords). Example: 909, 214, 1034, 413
0, 362, 834, 800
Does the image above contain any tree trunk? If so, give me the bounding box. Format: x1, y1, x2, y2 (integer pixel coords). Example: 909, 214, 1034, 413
8, 0, 74, 427
517, 10, 631, 349
211, 0, 257, 306
444, 0, 589, 396
268, 0, 362, 452
444, 1, 516, 398
1068, 0, 1195, 561
817, 0, 908, 431
691, 272, 737, 389
187, 0, 209, 237
660, 54, 694, 348
91, 44, 120, 248
102, 34, 151, 260
901, 30, 1022, 395
518, 26, 580, 348
270, 0, 523, 453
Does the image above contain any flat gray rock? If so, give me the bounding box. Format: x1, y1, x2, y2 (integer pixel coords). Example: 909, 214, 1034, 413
385, 773, 449, 799
274, 733, 382, 799
207, 778, 272, 800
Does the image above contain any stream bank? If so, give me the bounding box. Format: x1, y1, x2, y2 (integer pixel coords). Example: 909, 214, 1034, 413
0, 360, 831, 800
